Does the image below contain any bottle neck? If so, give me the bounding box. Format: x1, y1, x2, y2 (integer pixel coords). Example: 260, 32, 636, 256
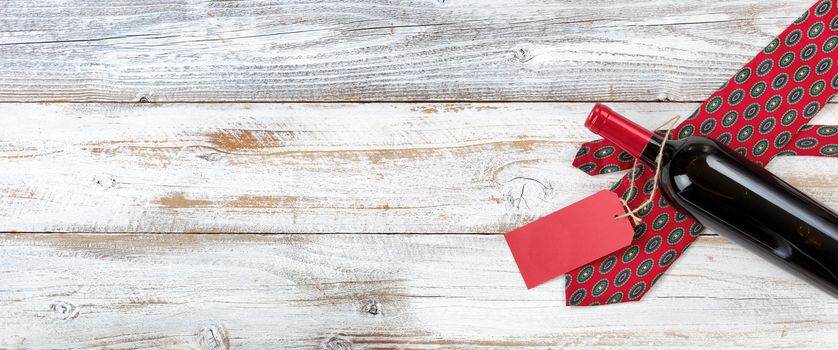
584, 104, 663, 167
639, 134, 666, 167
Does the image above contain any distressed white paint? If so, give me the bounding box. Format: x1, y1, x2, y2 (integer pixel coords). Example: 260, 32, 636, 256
1, 102, 836, 233
0, 234, 835, 349
0, 0, 815, 102
1, 1, 837, 348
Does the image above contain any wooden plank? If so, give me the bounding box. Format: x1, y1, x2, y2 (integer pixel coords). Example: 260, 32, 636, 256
0, 0, 816, 102
0, 234, 835, 349
2, 102, 837, 233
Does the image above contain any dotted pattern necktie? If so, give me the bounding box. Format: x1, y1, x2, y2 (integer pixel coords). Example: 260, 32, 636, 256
565, 0, 838, 306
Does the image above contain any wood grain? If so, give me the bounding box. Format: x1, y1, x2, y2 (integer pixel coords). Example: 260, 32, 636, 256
0, 234, 835, 349
0, 0, 817, 102
2, 102, 836, 233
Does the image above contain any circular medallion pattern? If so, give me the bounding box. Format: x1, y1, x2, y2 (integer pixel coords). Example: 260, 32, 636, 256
644, 236, 662, 254
628, 281, 647, 300
592, 279, 609, 297
667, 228, 685, 245
569, 288, 587, 305
659, 249, 678, 267
576, 265, 594, 283
599, 255, 617, 274
652, 213, 669, 231
614, 268, 632, 287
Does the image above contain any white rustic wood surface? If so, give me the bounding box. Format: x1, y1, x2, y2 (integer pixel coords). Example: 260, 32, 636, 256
0, 0, 817, 102
1, 0, 837, 349
1, 102, 836, 233
1, 234, 836, 349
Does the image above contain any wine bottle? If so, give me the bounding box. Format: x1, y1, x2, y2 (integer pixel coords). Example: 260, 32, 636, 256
585, 104, 838, 297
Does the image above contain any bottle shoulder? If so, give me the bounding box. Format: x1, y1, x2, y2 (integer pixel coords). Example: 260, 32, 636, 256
660, 136, 727, 191
668, 136, 723, 160
661, 135, 772, 195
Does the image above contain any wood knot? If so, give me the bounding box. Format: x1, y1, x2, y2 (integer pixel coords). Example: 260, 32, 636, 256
503, 177, 552, 210
49, 301, 79, 320
197, 323, 229, 350
511, 47, 533, 63
92, 174, 117, 189
138, 96, 150, 103
362, 299, 381, 315
323, 337, 352, 350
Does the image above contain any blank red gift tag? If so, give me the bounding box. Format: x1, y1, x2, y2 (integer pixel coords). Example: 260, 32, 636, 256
505, 190, 635, 289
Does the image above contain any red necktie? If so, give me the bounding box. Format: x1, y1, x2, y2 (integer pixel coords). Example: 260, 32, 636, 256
565, 0, 838, 305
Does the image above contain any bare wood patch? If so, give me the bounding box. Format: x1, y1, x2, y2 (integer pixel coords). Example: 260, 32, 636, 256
157, 192, 214, 208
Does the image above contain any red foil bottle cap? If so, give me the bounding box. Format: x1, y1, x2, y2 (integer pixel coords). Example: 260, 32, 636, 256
584, 104, 653, 159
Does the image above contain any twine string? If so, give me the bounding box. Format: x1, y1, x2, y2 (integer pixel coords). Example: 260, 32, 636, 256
616, 115, 681, 224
